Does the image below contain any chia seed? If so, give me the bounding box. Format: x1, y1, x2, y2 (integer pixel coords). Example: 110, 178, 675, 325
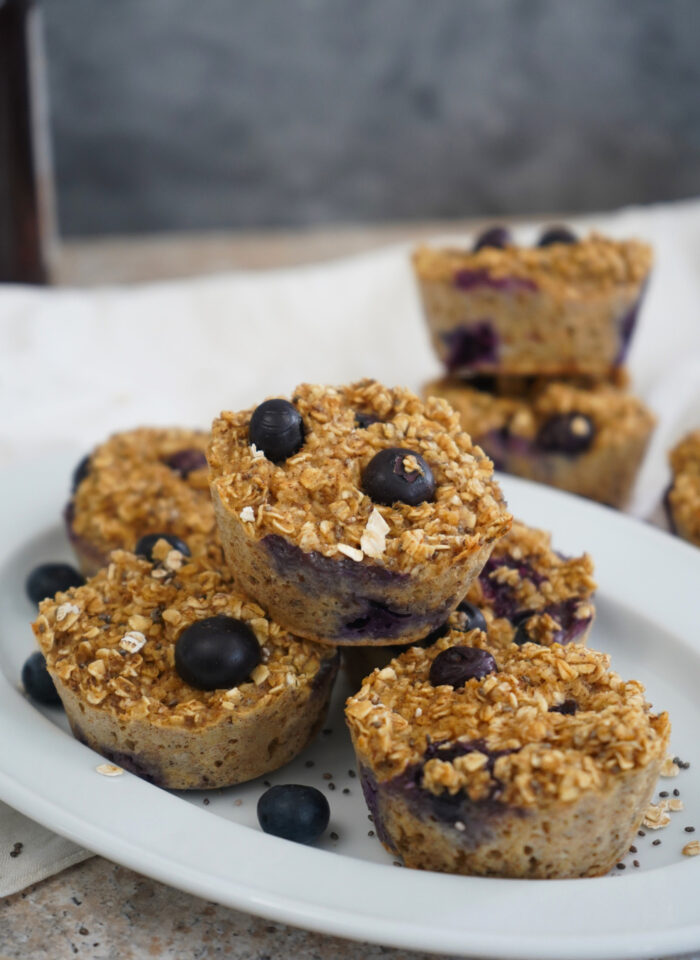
659, 791, 669, 798
652, 839, 661, 846
368, 830, 375, 837
322, 773, 333, 780
673, 789, 680, 797
629, 846, 637, 854
203, 798, 210, 806
330, 831, 339, 841
305, 760, 315, 768
633, 860, 640, 868
684, 826, 696, 833
638, 831, 646, 837
328, 783, 336, 791
9, 842, 23, 858
342, 788, 350, 795
616, 863, 625, 870
348, 769, 356, 778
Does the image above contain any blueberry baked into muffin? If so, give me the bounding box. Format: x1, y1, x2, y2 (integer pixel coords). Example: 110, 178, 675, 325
32, 539, 339, 789
343, 518, 596, 686
66, 427, 220, 576
425, 375, 654, 508
208, 380, 512, 646
665, 429, 700, 547
412, 228, 652, 378
346, 631, 669, 878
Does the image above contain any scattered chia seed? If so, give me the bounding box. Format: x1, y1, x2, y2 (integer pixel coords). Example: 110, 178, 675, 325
659, 791, 669, 798
368, 830, 375, 837
234, 798, 242, 807
368, 815, 374, 822
673, 789, 680, 797
684, 826, 696, 833
203, 798, 210, 806
638, 830, 645, 837
633, 860, 640, 868
305, 760, 315, 768
322, 773, 333, 780
330, 831, 339, 841
629, 846, 637, 854
328, 782, 336, 791
9, 842, 23, 858
653, 839, 661, 846
78, 927, 89, 936
322, 728, 332, 736
616, 863, 625, 870
673, 756, 691, 769
348, 769, 356, 778
342, 788, 351, 795
263, 781, 271, 788
71, 897, 82, 906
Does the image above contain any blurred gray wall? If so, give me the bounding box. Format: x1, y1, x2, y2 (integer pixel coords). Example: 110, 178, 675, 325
44, 0, 700, 236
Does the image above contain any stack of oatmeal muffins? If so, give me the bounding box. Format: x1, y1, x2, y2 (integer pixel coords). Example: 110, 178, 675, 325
28, 378, 670, 880
413, 225, 656, 508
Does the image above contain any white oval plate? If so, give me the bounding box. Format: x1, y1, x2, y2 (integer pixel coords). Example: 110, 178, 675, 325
1, 453, 699, 960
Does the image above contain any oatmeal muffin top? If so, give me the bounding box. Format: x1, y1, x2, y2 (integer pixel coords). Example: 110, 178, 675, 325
346, 631, 669, 807
668, 429, 700, 542
208, 380, 511, 575
426, 377, 655, 450
70, 427, 219, 561
412, 233, 652, 293
33, 541, 334, 729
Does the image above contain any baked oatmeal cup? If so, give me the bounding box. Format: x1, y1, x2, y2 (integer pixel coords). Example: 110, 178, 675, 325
208, 380, 512, 646
66, 427, 220, 576
413, 232, 652, 377
665, 429, 700, 547
346, 632, 669, 878
425, 375, 654, 508
32, 540, 339, 790
343, 518, 596, 687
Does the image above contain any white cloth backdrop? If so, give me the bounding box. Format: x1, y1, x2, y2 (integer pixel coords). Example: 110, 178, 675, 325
1, 197, 700, 895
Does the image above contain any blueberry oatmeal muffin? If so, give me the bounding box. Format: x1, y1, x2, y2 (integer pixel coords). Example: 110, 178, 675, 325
425, 375, 654, 508
346, 632, 670, 878
32, 540, 339, 789
413, 229, 652, 377
66, 427, 220, 575
665, 430, 700, 547
343, 518, 596, 687
208, 380, 512, 646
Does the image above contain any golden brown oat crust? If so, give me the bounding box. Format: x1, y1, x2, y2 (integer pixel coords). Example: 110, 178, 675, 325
69, 427, 220, 574
668, 430, 700, 546
32, 544, 338, 789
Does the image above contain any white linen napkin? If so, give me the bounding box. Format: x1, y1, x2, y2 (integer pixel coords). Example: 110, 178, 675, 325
1, 197, 700, 896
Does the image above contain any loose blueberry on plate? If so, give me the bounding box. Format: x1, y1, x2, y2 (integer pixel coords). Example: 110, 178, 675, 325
135, 533, 191, 562
25, 562, 85, 606
537, 225, 577, 247
175, 615, 261, 690
164, 448, 208, 477
22, 651, 62, 706
455, 600, 487, 633
473, 226, 512, 252
257, 784, 330, 844
71, 454, 91, 493
249, 399, 305, 462
536, 413, 595, 456
429, 646, 497, 688
362, 447, 435, 507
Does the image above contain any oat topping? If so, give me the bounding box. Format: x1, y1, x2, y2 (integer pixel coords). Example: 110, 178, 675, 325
425, 377, 655, 450
346, 631, 669, 808
96, 763, 124, 777
668, 430, 700, 545
208, 380, 511, 574
70, 427, 220, 562
413, 234, 652, 292
239, 506, 255, 523
660, 756, 680, 778
32, 547, 334, 728
683, 840, 700, 857
643, 800, 671, 830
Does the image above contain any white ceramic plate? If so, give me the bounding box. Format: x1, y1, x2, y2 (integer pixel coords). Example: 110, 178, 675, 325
1, 453, 699, 960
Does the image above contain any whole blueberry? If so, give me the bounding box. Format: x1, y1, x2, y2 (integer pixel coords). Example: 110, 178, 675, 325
257, 784, 330, 844
164, 448, 208, 477
362, 447, 435, 507
71, 454, 91, 493
550, 698, 578, 715
135, 533, 191, 562
429, 646, 497, 688
25, 563, 85, 606
415, 621, 450, 648
175, 615, 261, 690
249, 399, 304, 462
537, 225, 577, 247
473, 226, 512, 252
455, 600, 487, 633
536, 413, 595, 456
22, 651, 62, 706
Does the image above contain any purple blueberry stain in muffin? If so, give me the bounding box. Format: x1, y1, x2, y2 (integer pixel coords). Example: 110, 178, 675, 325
163, 448, 208, 477
442, 322, 500, 372
453, 269, 538, 294
536, 413, 595, 456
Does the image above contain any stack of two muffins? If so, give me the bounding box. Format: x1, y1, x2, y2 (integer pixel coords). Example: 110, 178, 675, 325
413, 225, 656, 508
